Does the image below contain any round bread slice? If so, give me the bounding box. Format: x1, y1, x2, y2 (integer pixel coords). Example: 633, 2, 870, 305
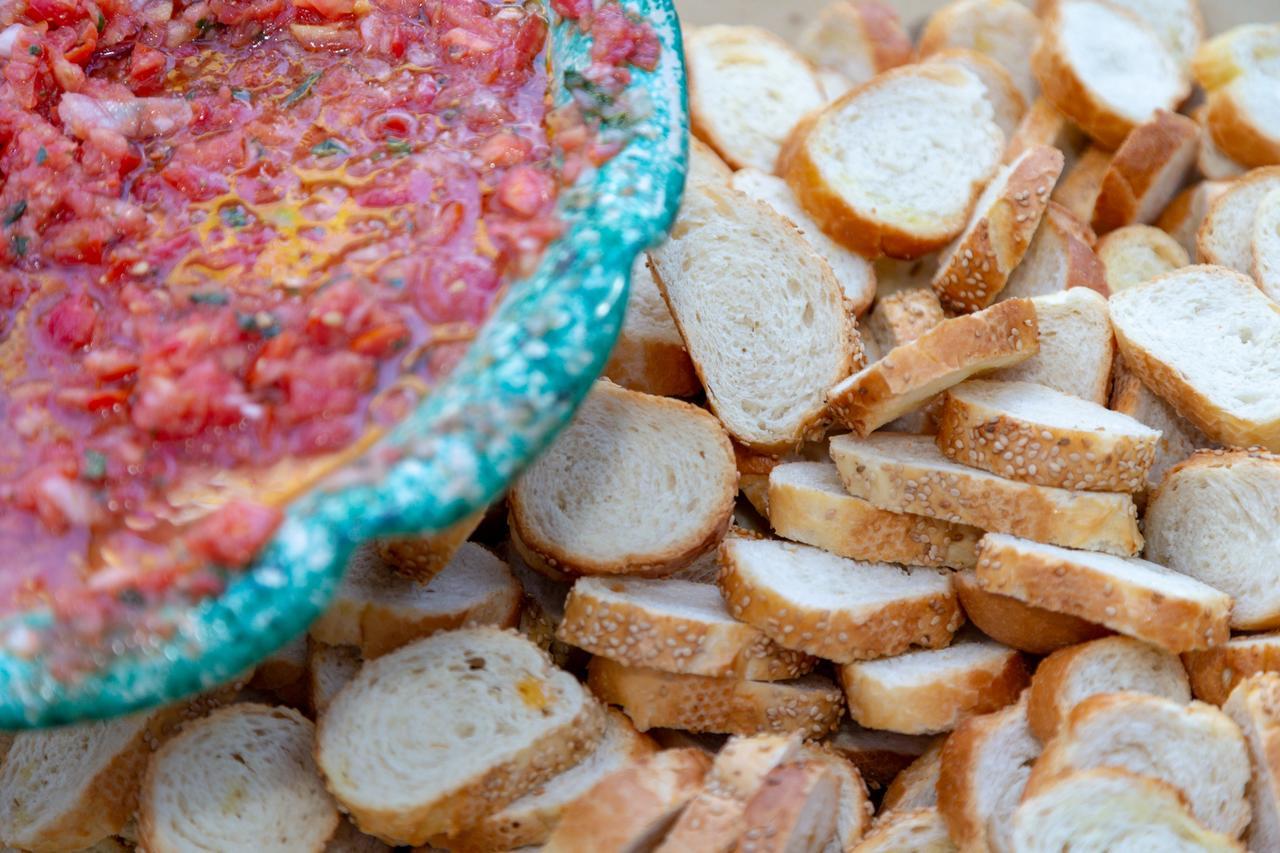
508, 379, 736, 577
315, 628, 606, 844
880, 741, 944, 816
1252, 186, 1280, 302
1096, 224, 1190, 293
952, 570, 1109, 655
140, 704, 339, 853
1223, 673, 1280, 853
1184, 632, 1280, 706
1032, 0, 1189, 149
1194, 24, 1280, 169
795, 0, 911, 88
1197, 167, 1280, 272
923, 49, 1028, 138
601, 255, 700, 398
1026, 635, 1191, 743
935, 379, 1162, 492
779, 63, 1005, 260
1091, 111, 1201, 233
917, 0, 1042, 101
1093, 0, 1204, 73
852, 807, 956, 853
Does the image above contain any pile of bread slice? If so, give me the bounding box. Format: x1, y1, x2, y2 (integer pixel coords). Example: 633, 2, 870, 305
5, 1, 1280, 852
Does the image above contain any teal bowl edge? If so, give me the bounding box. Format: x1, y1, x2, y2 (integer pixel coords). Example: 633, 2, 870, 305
0, 1, 689, 728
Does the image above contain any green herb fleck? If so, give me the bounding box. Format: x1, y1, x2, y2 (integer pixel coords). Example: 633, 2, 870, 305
195, 16, 214, 35
283, 70, 323, 108
310, 138, 347, 157
231, 87, 252, 103
82, 449, 107, 481
96, 12, 105, 32
4, 201, 26, 226
10, 235, 27, 257
27, 44, 40, 56
219, 204, 248, 229
190, 291, 229, 305
386, 138, 412, 157
35, 147, 46, 165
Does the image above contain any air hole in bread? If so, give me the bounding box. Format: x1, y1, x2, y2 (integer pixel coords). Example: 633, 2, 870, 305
468, 656, 487, 670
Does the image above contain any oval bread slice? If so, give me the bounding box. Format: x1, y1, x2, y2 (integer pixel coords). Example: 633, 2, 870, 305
1194, 24, 1280, 170
923, 49, 1027, 138
1157, 180, 1230, 257
952, 570, 1109, 656
1108, 354, 1213, 497
1185, 632, 1280, 706
1096, 224, 1190, 293
601, 255, 700, 398
1251, 186, 1280, 302
1197, 167, 1280, 273
917, 0, 1042, 101
795, 0, 912, 89
1091, 110, 1200, 233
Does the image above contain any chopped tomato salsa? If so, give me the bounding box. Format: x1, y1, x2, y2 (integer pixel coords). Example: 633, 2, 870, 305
0, 0, 657, 644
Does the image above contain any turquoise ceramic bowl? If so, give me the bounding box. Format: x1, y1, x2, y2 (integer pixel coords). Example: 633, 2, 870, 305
0, 2, 688, 728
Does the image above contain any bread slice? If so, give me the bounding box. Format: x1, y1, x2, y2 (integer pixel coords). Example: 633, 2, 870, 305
830, 433, 1142, 556
953, 570, 1109, 655
450, 709, 656, 852
838, 636, 1029, 735
556, 576, 815, 681
1200, 124, 1250, 181
825, 720, 936, 794
374, 509, 483, 584
1000, 203, 1107, 302
863, 289, 946, 360
1023, 692, 1251, 837
1158, 180, 1230, 257
1092, 0, 1204, 72
805, 745, 874, 853
1026, 636, 1191, 743
541, 748, 712, 853
1096, 224, 1190, 293
880, 741, 944, 815
1223, 673, 1280, 853
1185, 632, 1280, 706
1032, 0, 1189, 149
923, 49, 1028, 138
795, 1, 911, 90
778, 63, 1005, 260
974, 533, 1230, 653
1145, 449, 1280, 630
1109, 354, 1212, 495
1091, 111, 1201, 233
937, 697, 1040, 853
315, 628, 606, 844
1005, 98, 1088, 169
718, 537, 963, 663
932, 146, 1065, 312
1252, 186, 1280, 301
586, 656, 845, 739
1108, 265, 1280, 449
767, 461, 980, 569
851, 808, 956, 853
308, 641, 361, 717
602, 255, 700, 398
686, 25, 827, 173
827, 299, 1039, 436
935, 378, 1161, 492
1197, 167, 1280, 273
1049, 146, 1110, 223
731, 168, 876, 316
995, 288, 1114, 404
917, 0, 1042, 101
1194, 24, 1280, 169
734, 760, 841, 853
140, 704, 339, 853
509, 380, 736, 576
689, 136, 736, 185
1009, 767, 1244, 853
649, 180, 860, 451
310, 542, 521, 658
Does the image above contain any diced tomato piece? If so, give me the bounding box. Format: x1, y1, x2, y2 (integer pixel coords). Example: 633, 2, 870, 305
127, 45, 168, 95
43, 218, 113, 263
291, 0, 352, 20
350, 322, 408, 357
54, 385, 130, 411
60, 21, 98, 65
496, 165, 552, 217
131, 359, 249, 439
25, 0, 83, 28
84, 347, 139, 381
80, 126, 141, 178
550, 0, 592, 21
184, 500, 282, 567
478, 131, 532, 168
208, 0, 285, 26
46, 294, 97, 349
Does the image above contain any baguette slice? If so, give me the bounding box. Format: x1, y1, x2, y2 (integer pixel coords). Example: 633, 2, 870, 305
863, 289, 945, 359
1096, 0, 1204, 72
796, 1, 912, 93
851, 808, 955, 853
1004, 98, 1087, 168
602, 255, 700, 398
974, 533, 1230, 653
1049, 146, 1110, 223
374, 510, 483, 584
1096, 224, 1190, 293
805, 745, 874, 853
556, 576, 815, 681
839, 636, 1029, 735
953, 570, 1109, 655
917, 0, 1042, 101
1196, 105, 1249, 180
767, 461, 980, 569
1197, 167, 1280, 272
140, 704, 339, 853
999, 203, 1107, 302
733, 761, 841, 853
1023, 692, 1251, 838
937, 697, 1040, 853
308, 641, 362, 717
1091, 111, 1200, 233
1252, 186, 1280, 301
923, 49, 1027, 138
1010, 767, 1244, 853
1026, 636, 1191, 743
587, 657, 845, 739
1158, 180, 1230, 257
825, 720, 935, 794
1144, 449, 1280, 630
509, 380, 736, 577
935, 379, 1161, 492
718, 537, 963, 663
1032, 0, 1189, 149
827, 299, 1039, 436
932, 146, 1064, 312
649, 180, 860, 451
310, 542, 521, 658
1108, 354, 1212, 495
686, 25, 827, 173
315, 628, 606, 844
830, 433, 1143, 556
1194, 24, 1280, 169
1223, 673, 1280, 853
779, 64, 1005, 260
1185, 632, 1280, 706
880, 741, 944, 815
1108, 265, 1280, 450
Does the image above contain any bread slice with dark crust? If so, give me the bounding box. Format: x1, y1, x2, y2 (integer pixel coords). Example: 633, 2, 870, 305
953, 570, 1109, 655
1091, 111, 1201, 233
1184, 632, 1280, 705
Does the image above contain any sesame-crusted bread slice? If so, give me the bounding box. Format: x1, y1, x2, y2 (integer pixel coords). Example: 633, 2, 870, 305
1185, 632, 1280, 706
830, 433, 1143, 556
1194, 24, 1280, 170
974, 533, 1231, 653
718, 537, 963, 664
1108, 265, 1280, 450
839, 636, 1029, 735
923, 49, 1027, 139
602, 255, 700, 398
1109, 354, 1212, 495
557, 576, 815, 681
374, 510, 483, 584
315, 628, 606, 845
778, 64, 1005, 260
1158, 180, 1230, 257
880, 742, 944, 816
937, 696, 1040, 853
1096, 224, 1190, 293
863, 289, 945, 360
734, 760, 842, 853
1026, 636, 1191, 743
686, 25, 826, 173
953, 570, 1109, 655
310, 542, 521, 658
586, 656, 845, 739
932, 146, 1064, 312
991, 288, 1113, 405
1023, 692, 1251, 838
825, 720, 936, 795
1145, 449, 1280, 630
795, 1, 911, 90
1252, 187, 1280, 301
509, 380, 736, 577
852, 808, 956, 853
1049, 146, 1110, 223
1223, 673, 1280, 852
139, 704, 339, 853
732, 168, 876, 316
1004, 98, 1087, 168
1091, 111, 1201, 234
649, 180, 860, 451
767, 462, 980, 569
541, 748, 712, 853
1032, 0, 1189, 149
308, 642, 362, 717
935, 379, 1161, 492
999, 203, 1107, 302
917, 0, 1042, 102
827, 299, 1039, 436
1009, 767, 1244, 853
1197, 168, 1280, 272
